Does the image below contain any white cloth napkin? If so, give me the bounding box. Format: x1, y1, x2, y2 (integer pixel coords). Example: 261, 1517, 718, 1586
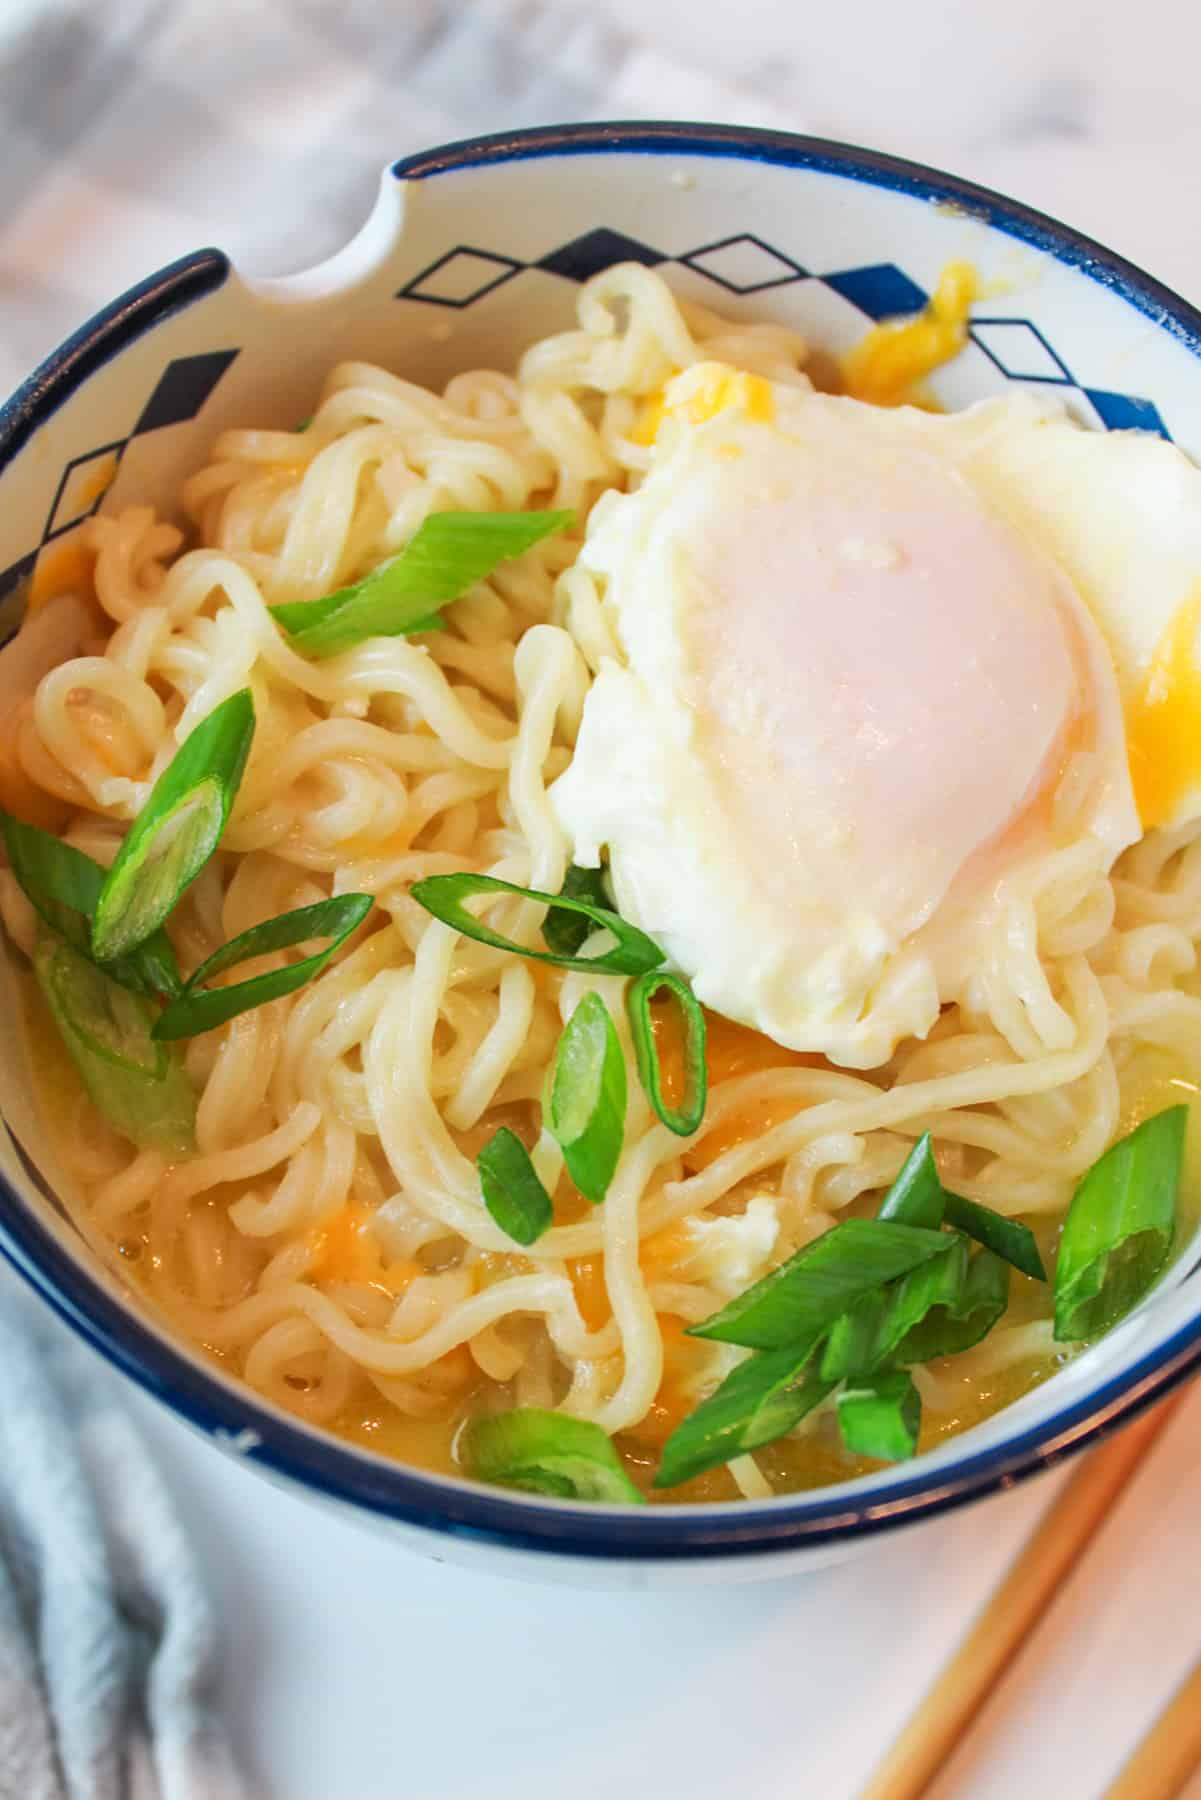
0, 1291, 243, 1800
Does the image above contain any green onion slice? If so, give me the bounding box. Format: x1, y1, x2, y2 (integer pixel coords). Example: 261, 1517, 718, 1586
151, 894, 373, 1041
821, 1237, 1011, 1376
1054, 1105, 1186, 1342
687, 1218, 951, 1351
548, 992, 627, 1204
654, 1340, 830, 1489
2, 812, 181, 997
818, 1237, 965, 1380
897, 1248, 1010, 1362
462, 1408, 645, 1504
837, 1369, 922, 1462
874, 1134, 1044, 1279
943, 1191, 1046, 1281
875, 1133, 946, 1228
824, 1237, 983, 1378
33, 934, 195, 1154
269, 509, 574, 659
91, 690, 256, 964
410, 872, 665, 977
626, 970, 707, 1137
541, 864, 613, 958
816, 1287, 891, 1385
477, 1127, 553, 1246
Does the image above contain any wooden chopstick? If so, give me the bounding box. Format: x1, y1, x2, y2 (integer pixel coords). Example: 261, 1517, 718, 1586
1102, 1653, 1201, 1800
859, 1392, 1185, 1800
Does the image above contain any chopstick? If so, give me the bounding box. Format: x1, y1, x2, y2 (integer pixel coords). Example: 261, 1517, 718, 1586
859, 1392, 1185, 1800
1102, 1653, 1201, 1800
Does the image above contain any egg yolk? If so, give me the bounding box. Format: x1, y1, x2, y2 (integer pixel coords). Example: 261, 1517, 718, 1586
843, 262, 977, 407
648, 1004, 828, 1170
29, 534, 99, 613
633, 363, 774, 446
308, 1201, 417, 1297
1125, 584, 1201, 828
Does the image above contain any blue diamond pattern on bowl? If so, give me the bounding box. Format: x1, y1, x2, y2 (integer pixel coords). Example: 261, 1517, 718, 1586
133, 349, 240, 435
398, 247, 525, 307
970, 319, 1074, 384
1084, 388, 1170, 438
1, 241, 1177, 615
43, 439, 125, 542
537, 229, 666, 283
679, 235, 808, 294
819, 264, 929, 321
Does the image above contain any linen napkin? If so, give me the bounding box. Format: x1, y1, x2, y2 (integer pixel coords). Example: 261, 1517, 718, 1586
0, 1291, 243, 1800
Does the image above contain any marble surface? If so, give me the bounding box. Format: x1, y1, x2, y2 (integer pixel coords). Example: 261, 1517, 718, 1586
587, 0, 1201, 314
7, 3, 1201, 1795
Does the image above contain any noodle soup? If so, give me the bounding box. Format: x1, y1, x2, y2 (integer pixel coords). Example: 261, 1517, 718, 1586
3, 263, 1200, 1507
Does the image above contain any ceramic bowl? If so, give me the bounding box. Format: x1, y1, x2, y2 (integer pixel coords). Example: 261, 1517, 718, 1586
3, 121, 1201, 1586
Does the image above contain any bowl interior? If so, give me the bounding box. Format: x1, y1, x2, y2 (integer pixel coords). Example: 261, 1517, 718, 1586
3, 122, 1201, 1563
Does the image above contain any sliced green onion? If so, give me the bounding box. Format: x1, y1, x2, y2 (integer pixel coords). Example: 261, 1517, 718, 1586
269, 509, 574, 659
477, 1127, 553, 1246
34, 934, 195, 1154
151, 894, 373, 1041
4, 814, 106, 954
654, 1339, 830, 1489
837, 1369, 922, 1462
410, 872, 665, 977
816, 1288, 890, 1384
875, 1133, 946, 1228
897, 1248, 1009, 1362
1, 812, 181, 997
688, 1218, 951, 1351
123, 932, 184, 1001
462, 1408, 645, 1504
820, 1237, 967, 1380
943, 1191, 1046, 1281
92, 690, 256, 964
541, 864, 612, 958
626, 970, 707, 1137
548, 992, 627, 1204
1054, 1106, 1185, 1342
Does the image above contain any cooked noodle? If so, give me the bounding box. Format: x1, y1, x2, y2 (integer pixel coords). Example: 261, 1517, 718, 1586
4, 264, 1200, 1495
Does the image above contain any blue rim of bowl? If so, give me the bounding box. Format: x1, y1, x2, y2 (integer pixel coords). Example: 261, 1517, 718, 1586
0, 249, 231, 478
3, 118, 1201, 1562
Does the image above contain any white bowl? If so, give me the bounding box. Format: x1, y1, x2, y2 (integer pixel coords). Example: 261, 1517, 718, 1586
2, 121, 1201, 1586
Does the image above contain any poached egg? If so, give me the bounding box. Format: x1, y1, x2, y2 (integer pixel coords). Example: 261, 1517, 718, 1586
550, 366, 1201, 1065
